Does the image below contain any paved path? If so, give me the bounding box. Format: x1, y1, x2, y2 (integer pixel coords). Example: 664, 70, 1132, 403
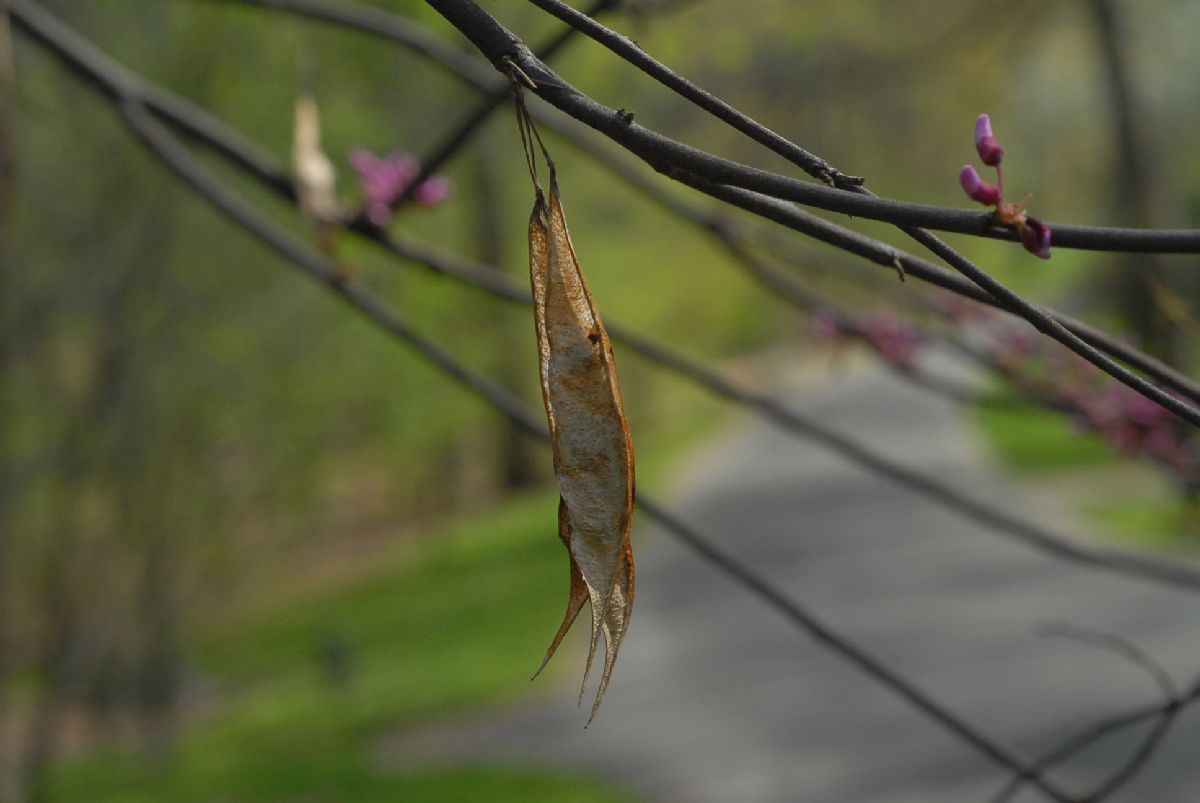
377, 360, 1200, 802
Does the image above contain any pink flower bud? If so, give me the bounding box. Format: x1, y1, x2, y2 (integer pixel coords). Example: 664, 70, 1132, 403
1019, 216, 1051, 259
959, 165, 1001, 205
974, 114, 1005, 167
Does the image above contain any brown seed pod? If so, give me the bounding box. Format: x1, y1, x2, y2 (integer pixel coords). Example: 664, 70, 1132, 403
528, 172, 636, 723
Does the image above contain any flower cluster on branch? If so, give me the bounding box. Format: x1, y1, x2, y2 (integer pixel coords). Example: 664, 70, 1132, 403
959, 114, 1051, 259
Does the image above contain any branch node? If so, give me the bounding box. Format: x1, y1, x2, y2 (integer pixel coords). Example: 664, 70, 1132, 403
499, 53, 538, 89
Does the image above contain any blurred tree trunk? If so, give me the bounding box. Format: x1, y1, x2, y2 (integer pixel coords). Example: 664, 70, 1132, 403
20, 231, 148, 801
135, 516, 181, 764
0, 10, 13, 217
0, 12, 17, 802
1090, 0, 1188, 365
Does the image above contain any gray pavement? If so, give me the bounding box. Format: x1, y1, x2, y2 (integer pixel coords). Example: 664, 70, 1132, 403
375, 359, 1200, 802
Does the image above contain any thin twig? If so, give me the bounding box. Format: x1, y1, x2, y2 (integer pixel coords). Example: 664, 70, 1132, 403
1037, 623, 1178, 702
989, 670, 1200, 803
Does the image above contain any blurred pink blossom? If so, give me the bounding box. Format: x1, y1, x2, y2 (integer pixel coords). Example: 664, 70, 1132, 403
859, 313, 925, 368
350, 148, 450, 226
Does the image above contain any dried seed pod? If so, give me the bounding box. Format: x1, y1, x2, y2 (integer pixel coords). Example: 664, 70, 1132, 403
528, 173, 635, 723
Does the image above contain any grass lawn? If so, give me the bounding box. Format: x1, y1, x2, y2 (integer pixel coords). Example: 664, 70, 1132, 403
45, 487, 641, 803
1087, 498, 1200, 550
43, 384, 728, 802
973, 399, 1114, 472
974, 396, 1199, 545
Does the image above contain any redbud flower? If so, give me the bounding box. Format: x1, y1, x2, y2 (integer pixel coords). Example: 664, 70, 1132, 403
411, 175, 451, 206
1019, 217, 1051, 259
1143, 425, 1181, 462
960, 165, 1001, 205
974, 113, 1005, 167
350, 148, 450, 226
860, 313, 925, 368
1118, 388, 1174, 435
958, 114, 1051, 259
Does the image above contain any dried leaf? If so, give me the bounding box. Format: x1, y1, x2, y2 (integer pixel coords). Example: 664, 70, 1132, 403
528, 173, 635, 723
292, 93, 340, 225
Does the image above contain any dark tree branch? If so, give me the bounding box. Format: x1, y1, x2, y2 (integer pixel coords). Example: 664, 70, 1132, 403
989, 673, 1200, 803
422, 0, 1200, 430
683, 176, 1200, 426
206, 0, 1200, 410
384, 0, 616, 214
526, 0, 858, 187
9, 0, 292, 197
222, 0, 1200, 253
422, 0, 1200, 253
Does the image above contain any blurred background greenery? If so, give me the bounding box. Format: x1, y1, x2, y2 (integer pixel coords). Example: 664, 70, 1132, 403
0, 0, 1197, 800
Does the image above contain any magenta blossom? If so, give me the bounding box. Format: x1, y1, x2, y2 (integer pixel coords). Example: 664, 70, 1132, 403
350, 148, 450, 226
974, 114, 1005, 166
1019, 216, 1051, 259
960, 165, 1001, 205
859, 313, 925, 369
1143, 425, 1182, 462
958, 114, 1050, 259
1120, 390, 1172, 429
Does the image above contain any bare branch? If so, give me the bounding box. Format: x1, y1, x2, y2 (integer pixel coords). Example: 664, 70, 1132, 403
519, 0, 1200, 255
384, 0, 616, 214
209, 0, 1200, 410
423, 0, 1200, 430
989, 664, 1200, 803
